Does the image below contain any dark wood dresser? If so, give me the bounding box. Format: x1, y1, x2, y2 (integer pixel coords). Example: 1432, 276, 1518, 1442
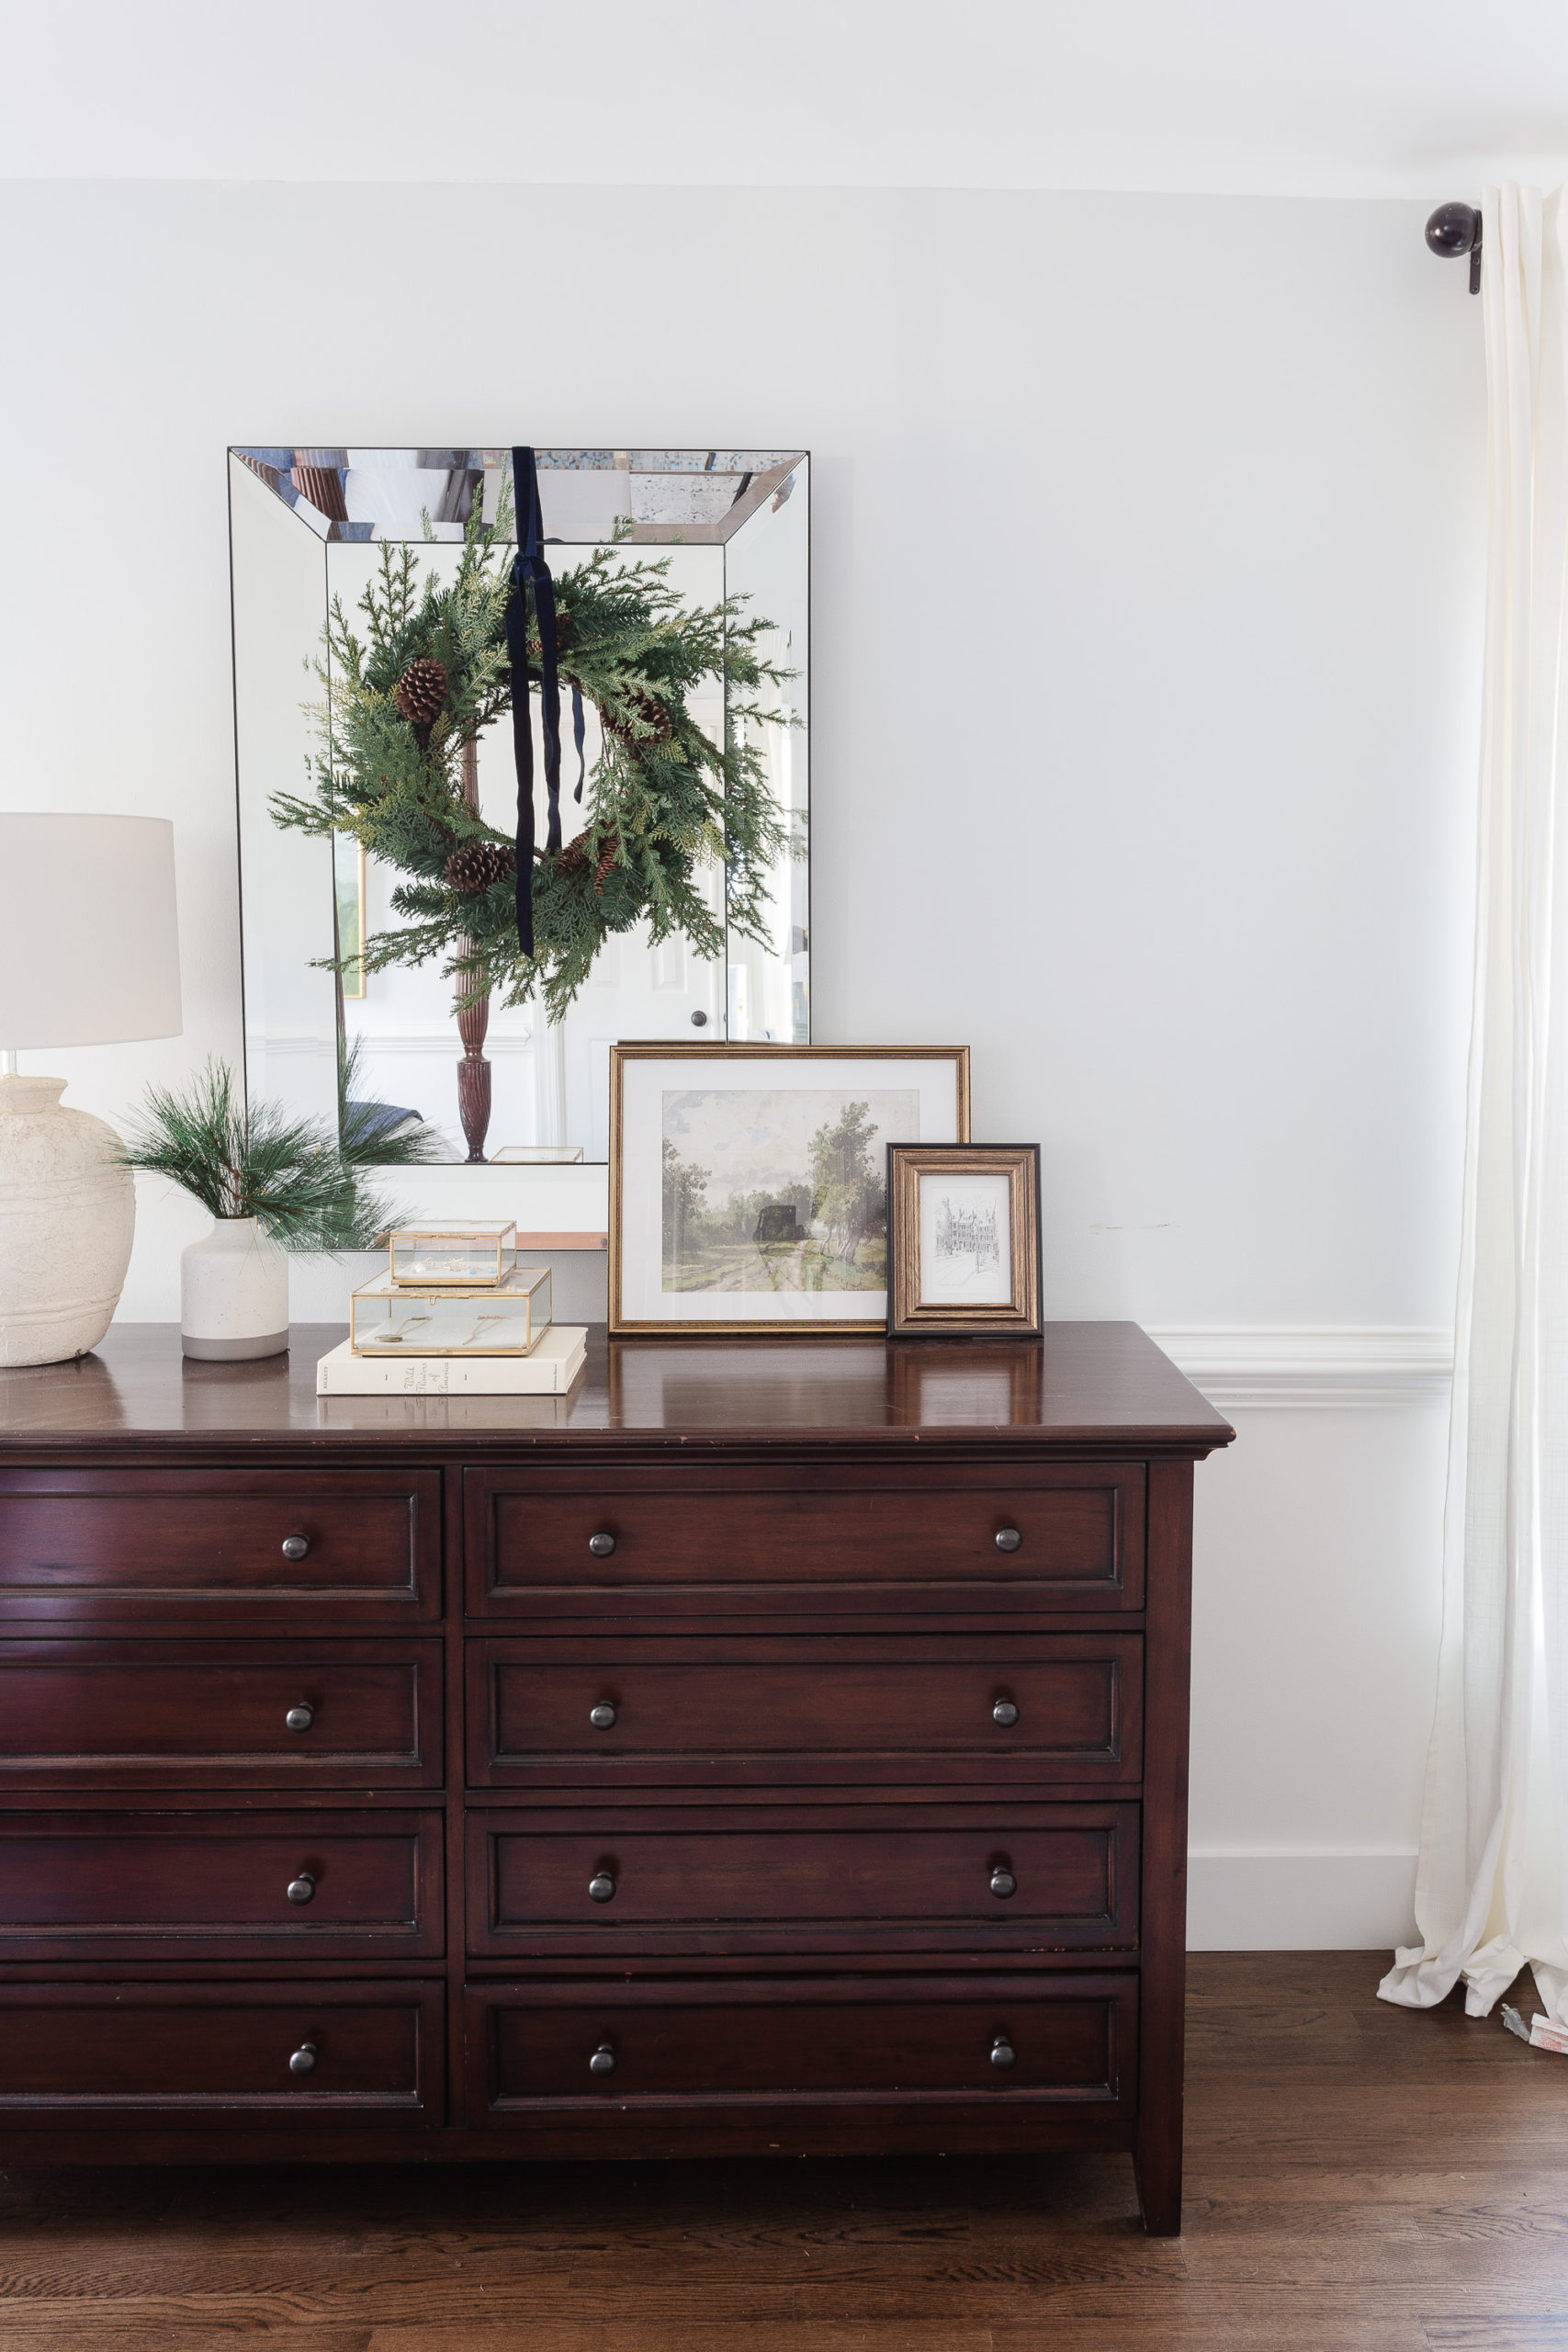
0, 1321, 1231, 2233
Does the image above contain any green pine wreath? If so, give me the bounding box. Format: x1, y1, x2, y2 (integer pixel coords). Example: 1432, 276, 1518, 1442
270, 492, 797, 1023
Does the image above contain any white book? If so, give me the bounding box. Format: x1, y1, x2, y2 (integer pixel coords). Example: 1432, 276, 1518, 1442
316, 1326, 588, 1397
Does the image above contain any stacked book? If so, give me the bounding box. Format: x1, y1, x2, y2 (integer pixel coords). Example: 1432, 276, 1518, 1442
315, 1218, 586, 1396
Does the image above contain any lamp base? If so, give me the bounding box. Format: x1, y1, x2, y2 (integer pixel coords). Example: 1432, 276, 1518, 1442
0, 1074, 135, 1368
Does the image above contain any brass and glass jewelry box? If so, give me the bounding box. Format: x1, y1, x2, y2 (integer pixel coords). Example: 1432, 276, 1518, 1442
350, 1263, 552, 1356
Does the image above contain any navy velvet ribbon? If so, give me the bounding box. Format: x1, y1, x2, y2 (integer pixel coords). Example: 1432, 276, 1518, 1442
505, 446, 563, 957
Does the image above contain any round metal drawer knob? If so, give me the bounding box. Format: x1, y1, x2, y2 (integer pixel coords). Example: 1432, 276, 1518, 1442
995, 1527, 1022, 1554
588, 1532, 616, 1558
285, 1703, 315, 1734
287, 1873, 316, 1906
989, 1868, 1018, 1900
589, 1702, 618, 1730
288, 2041, 318, 2076
590, 2042, 616, 2075
992, 1700, 1020, 1728
990, 2034, 1017, 2071
588, 1871, 616, 1904
280, 1534, 310, 1562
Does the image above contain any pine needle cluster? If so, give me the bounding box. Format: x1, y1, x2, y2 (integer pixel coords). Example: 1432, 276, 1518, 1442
118, 1056, 443, 1253
268, 485, 798, 1023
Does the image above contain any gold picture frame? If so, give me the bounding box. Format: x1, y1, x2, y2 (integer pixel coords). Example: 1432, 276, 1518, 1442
609, 1043, 971, 1337
886, 1143, 1042, 1339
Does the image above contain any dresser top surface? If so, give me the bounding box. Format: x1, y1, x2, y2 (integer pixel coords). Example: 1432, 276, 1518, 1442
0, 1323, 1233, 1454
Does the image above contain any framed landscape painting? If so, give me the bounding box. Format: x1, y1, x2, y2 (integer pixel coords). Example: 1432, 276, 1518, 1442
609, 1045, 971, 1336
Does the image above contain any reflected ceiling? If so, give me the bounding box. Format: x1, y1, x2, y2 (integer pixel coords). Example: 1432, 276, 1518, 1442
231, 447, 807, 547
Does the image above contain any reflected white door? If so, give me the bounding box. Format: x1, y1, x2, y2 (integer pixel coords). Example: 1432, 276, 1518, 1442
553, 917, 726, 1161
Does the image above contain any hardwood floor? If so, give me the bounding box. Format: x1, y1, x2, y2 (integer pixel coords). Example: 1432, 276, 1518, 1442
0, 1953, 1562, 2351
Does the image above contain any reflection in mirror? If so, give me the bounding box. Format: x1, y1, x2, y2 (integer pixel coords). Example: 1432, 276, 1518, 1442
231, 448, 809, 1167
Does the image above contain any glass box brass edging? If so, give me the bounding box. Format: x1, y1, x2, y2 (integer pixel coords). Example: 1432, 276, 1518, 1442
388, 1220, 518, 1287
351, 1264, 552, 1356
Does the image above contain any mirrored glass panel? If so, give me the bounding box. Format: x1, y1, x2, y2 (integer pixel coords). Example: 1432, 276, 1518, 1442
231, 446, 808, 1166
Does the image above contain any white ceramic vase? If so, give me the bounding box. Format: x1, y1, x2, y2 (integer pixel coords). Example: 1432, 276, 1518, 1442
0, 1072, 136, 1369
181, 1216, 290, 1361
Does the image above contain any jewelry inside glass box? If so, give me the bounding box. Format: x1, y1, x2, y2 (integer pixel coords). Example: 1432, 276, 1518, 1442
387, 1219, 517, 1288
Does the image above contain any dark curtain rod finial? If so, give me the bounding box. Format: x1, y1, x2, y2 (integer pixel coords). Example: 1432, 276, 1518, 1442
1427, 201, 1483, 294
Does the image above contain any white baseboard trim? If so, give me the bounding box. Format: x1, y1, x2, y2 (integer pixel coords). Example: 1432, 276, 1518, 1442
1188, 1850, 1418, 1950
1148, 1325, 1454, 1408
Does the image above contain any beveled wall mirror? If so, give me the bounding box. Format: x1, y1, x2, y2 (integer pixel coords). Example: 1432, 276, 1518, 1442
230, 447, 809, 1168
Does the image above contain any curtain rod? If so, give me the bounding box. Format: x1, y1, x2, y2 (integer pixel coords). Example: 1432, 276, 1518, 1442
1427, 203, 1482, 293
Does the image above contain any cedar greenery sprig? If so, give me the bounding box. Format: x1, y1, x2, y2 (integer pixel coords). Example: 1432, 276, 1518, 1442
268, 481, 799, 1023
118, 1056, 441, 1253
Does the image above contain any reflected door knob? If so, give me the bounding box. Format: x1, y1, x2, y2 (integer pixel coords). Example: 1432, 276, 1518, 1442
989, 1868, 1018, 1900
995, 1527, 1022, 1554
288, 2041, 318, 2076
990, 2034, 1017, 2071
287, 1873, 316, 1905
589, 1702, 618, 1729
590, 2042, 616, 2075
280, 1534, 310, 1562
588, 1871, 616, 1904
588, 1532, 616, 1558
992, 1700, 1020, 1728
285, 1703, 315, 1734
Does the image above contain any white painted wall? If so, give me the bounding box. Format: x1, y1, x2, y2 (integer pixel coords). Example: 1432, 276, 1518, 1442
1185, 1396, 1450, 1948
5, 0, 1565, 200
0, 181, 1485, 1946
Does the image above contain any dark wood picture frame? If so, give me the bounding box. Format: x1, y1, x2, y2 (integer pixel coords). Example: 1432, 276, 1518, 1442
886, 1143, 1042, 1339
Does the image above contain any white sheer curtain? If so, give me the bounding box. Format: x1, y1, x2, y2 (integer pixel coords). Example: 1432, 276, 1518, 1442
1381, 187, 1568, 2025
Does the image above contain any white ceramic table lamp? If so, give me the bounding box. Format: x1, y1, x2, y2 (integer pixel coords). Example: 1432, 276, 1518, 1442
0, 813, 182, 1367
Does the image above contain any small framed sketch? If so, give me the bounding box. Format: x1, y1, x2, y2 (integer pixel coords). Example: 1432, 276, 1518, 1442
610, 1043, 970, 1336
886, 1144, 1042, 1339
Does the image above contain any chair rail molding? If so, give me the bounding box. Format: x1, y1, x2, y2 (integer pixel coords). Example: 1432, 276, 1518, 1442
1148, 1326, 1454, 1408
245, 1028, 536, 1057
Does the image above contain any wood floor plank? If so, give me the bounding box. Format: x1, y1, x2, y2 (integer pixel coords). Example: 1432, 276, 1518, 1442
1184, 2246, 1568, 2290
1422, 2324, 1568, 2348
1190, 2167, 1568, 2209
993, 2324, 1427, 2352
982, 2290, 1568, 2321
0, 2330, 373, 2351
0, 2280, 580, 2330
366, 2327, 994, 2352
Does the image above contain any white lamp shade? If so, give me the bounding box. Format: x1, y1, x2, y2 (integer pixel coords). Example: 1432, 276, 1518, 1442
0, 814, 182, 1050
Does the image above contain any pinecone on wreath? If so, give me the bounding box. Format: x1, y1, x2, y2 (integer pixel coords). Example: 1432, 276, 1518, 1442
445, 840, 516, 894
393, 657, 448, 728
602, 684, 672, 747
525, 607, 571, 658
557, 830, 621, 895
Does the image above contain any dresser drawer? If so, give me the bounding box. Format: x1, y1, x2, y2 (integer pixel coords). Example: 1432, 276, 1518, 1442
468, 1973, 1136, 2125
0, 1471, 441, 1622
0, 1641, 442, 1787
465, 1463, 1145, 1621
468, 1635, 1142, 1789
0, 1810, 444, 1960
467, 1803, 1138, 1956
0, 1981, 444, 2125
